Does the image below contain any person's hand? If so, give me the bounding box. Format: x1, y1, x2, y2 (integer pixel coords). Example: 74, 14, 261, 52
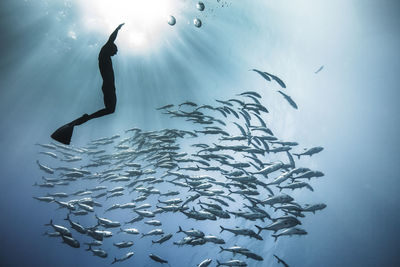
117, 23, 125, 30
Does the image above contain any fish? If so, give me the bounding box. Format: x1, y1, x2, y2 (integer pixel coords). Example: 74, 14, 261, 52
111, 252, 134, 264
149, 253, 170, 266
39, 151, 58, 158
157, 104, 174, 110
219, 226, 262, 240
86, 228, 104, 241
134, 210, 155, 218
219, 246, 249, 254
274, 254, 290, 267
177, 226, 204, 238
33, 196, 55, 203
255, 217, 301, 234
71, 210, 88, 216
158, 198, 183, 205
44, 220, 71, 237
173, 236, 195, 246
263, 71, 286, 88
64, 214, 87, 234
261, 194, 294, 206
86, 245, 107, 258
293, 146, 324, 159
95, 214, 121, 228
239, 251, 263, 261
145, 220, 162, 226
216, 259, 247, 266
84, 241, 102, 247
277, 90, 298, 109
302, 203, 327, 213
315, 65, 324, 74
125, 216, 144, 224
61, 235, 80, 248
251, 69, 272, 82
105, 204, 120, 212
197, 258, 212, 267
47, 192, 68, 198
36, 160, 54, 174
43, 231, 61, 237
203, 235, 225, 244
277, 181, 314, 192
292, 170, 324, 180
118, 228, 140, 235
251, 162, 283, 177
152, 234, 173, 244
141, 229, 164, 238
271, 227, 307, 241
113, 241, 133, 248
77, 202, 93, 212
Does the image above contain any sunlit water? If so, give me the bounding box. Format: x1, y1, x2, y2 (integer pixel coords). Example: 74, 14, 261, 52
0, 0, 399, 266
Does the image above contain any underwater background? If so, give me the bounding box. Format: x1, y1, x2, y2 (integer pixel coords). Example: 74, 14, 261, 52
0, 0, 399, 266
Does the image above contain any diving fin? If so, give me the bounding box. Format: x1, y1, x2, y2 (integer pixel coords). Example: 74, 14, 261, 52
51, 114, 89, 145
51, 123, 74, 145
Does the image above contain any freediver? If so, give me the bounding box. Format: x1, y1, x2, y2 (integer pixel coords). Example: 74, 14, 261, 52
51, 23, 125, 145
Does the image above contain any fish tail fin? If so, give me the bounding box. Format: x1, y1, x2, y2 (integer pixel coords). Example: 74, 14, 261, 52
272, 234, 278, 242
293, 153, 301, 159
277, 186, 282, 192
111, 258, 117, 264
44, 219, 53, 226
219, 225, 225, 233
85, 245, 91, 251
228, 189, 233, 195
255, 225, 262, 235
216, 260, 221, 267
33, 182, 37, 187
177, 226, 183, 233
219, 246, 224, 253
141, 234, 145, 238
117, 228, 123, 234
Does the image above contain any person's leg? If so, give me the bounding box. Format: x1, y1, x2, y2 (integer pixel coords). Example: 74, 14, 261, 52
87, 87, 116, 120
71, 86, 116, 126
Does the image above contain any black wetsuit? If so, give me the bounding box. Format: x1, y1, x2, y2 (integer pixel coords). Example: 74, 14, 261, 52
97, 41, 117, 115
51, 24, 123, 145
77, 27, 121, 123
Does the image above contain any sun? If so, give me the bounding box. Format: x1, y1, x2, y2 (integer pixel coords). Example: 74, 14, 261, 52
78, 0, 178, 50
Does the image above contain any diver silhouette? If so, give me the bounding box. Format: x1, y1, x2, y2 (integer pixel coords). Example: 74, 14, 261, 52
51, 23, 124, 145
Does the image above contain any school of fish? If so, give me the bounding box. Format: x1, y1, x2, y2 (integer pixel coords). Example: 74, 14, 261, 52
33, 70, 326, 266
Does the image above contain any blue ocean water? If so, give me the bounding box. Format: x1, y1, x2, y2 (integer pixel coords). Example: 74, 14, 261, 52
0, 0, 399, 266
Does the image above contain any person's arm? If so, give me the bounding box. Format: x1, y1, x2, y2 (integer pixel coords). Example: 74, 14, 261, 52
107, 23, 125, 43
